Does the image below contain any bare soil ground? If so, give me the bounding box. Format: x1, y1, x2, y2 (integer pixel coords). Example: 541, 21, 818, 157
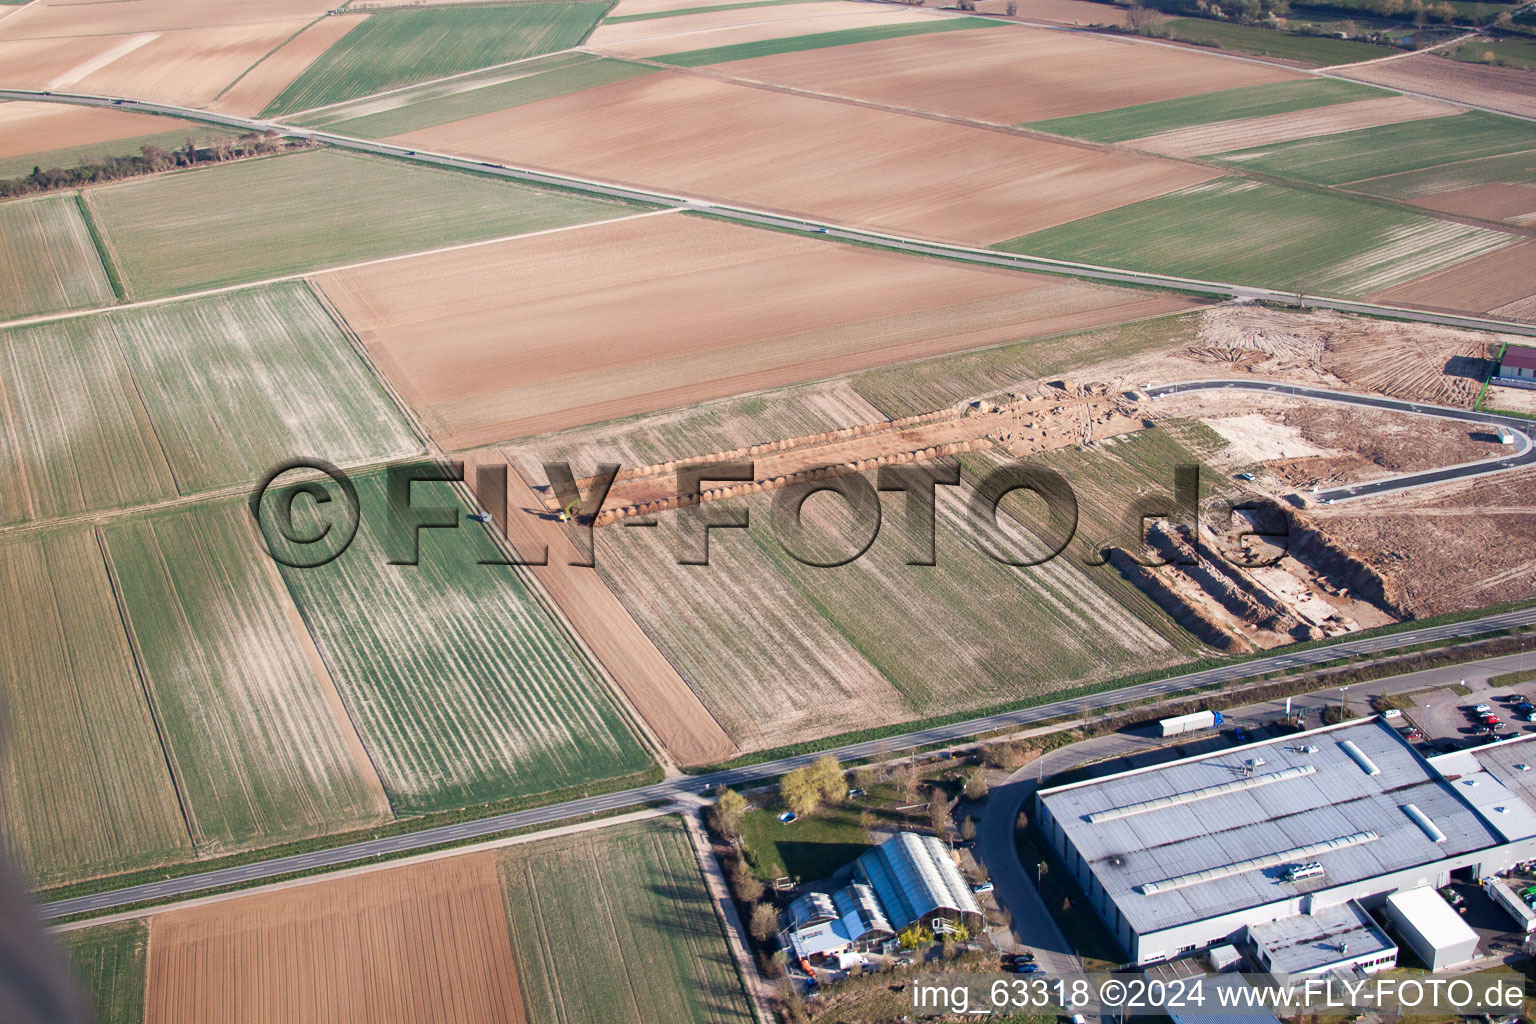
1128, 95, 1459, 157
603, 0, 782, 15
1368, 239, 1536, 316
316, 212, 1198, 448
0, 0, 331, 35
145, 852, 526, 1024
714, 23, 1297, 124
211, 17, 363, 115
1334, 53, 1536, 119
458, 448, 737, 766
0, 102, 176, 161
1491, 293, 1536, 324
387, 71, 1218, 244
586, 1, 933, 54
1405, 182, 1536, 228
970, 0, 1128, 25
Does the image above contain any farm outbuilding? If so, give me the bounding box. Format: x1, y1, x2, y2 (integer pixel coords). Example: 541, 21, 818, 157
1495, 345, 1536, 389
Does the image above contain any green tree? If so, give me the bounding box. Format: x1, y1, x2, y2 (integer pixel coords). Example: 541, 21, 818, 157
710, 788, 748, 838
750, 901, 780, 942
781, 766, 823, 817
810, 754, 847, 803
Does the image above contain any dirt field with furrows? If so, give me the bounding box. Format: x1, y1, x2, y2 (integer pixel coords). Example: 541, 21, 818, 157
211, 17, 363, 115
1127, 95, 1459, 158
1368, 239, 1536, 315
317, 212, 1199, 448
1334, 53, 1536, 119
1407, 183, 1536, 227
459, 448, 736, 766
0, 102, 179, 161
712, 22, 1298, 123
145, 853, 526, 1024
1491, 293, 1536, 324
0, 0, 332, 36
970, 0, 1128, 23
587, 1, 936, 54
388, 72, 1218, 244
603, 0, 764, 13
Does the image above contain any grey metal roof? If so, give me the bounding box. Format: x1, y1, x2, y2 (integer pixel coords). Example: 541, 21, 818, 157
833, 882, 893, 940
1040, 721, 1504, 935
789, 891, 837, 929
1249, 900, 1395, 976
854, 832, 981, 931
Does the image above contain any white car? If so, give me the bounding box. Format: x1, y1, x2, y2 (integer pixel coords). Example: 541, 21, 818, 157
1475, 704, 1493, 714
973, 882, 994, 894
1382, 709, 1402, 719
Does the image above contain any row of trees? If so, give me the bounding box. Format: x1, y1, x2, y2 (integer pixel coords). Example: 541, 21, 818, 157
779, 755, 848, 817
0, 133, 309, 198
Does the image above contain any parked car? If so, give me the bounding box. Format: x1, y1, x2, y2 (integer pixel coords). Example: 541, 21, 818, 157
1406, 728, 1424, 740
1475, 704, 1493, 714
1009, 963, 1042, 974
1515, 703, 1534, 713
1382, 709, 1402, 719
973, 882, 994, 894
1483, 715, 1502, 725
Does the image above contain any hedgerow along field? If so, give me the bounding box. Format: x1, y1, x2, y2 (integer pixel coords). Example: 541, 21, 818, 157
262, 3, 610, 116
0, 527, 192, 887
60, 921, 147, 1024
0, 282, 420, 526
303, 54, 656, 138
103, 500, 393, 855
82, 148, 629, 298
263, 469, 653, 815
653, 15, 996, 66
997, 177, 1518, 298
0, 193, 114, 317
1024, 79, 1387, 143
0, 124, 234, 181
500, 817, 755, 1024
1214, 110, 1536, 184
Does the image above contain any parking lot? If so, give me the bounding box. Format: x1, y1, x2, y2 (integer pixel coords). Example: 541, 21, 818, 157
1406, 683, 1536, 753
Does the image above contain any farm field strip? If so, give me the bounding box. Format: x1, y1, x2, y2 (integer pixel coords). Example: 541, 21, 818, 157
0, 282, 420, 527
0, 193, 114, 318
317, 212, 1199, 449
1158, 17, 1399, 65
998, 178, 1521, 300
1352, 150, 1536, 200
0, 124, 235, 181
61, 921, 146, 1024
500, 818, 754, 1024
311, 56, 656, 138
585, 0, 944, 56
705, 20, 1301, 125
1126, 95, 1460, 158
1330, 52, 1536, 119
210, 15, 363, 115
103, 501, 393, 855
145, 851, 525, 1024
646, 14, 998, 65
605, 0, 822, 22
1213, 109, 1536, 184
262, 3, 609, 115
1022, 78, 1379, 142
266, 471, 654, 814
82, 148, 629, 299
0, 527, 192, 886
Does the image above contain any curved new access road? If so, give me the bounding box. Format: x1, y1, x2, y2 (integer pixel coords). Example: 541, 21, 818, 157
1147, 379, 1536, 501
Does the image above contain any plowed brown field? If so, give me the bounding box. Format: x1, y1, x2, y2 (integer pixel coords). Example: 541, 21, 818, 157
212, 17, 363, 114
1128, 95, 1458, 157
0, 0, 331, 36
389, 71, 1216, 243
315, 212, 1201, 447
972, 0, 1128, 23
145, 854, 525, 1024
587, 2, 938, 56
1407, 182, 1536, 227
0, 102, 176, 161
1335, 53, 1536, 119
714, 22, 1297, 123
1368, 238, 1536, 314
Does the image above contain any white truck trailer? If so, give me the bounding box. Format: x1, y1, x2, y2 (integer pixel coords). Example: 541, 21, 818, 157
1159, 709, 1224, 737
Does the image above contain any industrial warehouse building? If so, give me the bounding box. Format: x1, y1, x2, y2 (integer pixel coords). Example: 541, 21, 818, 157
783, 831, 983, 965
1037, 719, 1536, 970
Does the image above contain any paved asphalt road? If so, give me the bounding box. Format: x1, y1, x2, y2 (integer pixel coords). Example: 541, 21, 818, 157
1147, 380, 1536, 501
41, 602, 1536, 919
3, 88, 1536, 341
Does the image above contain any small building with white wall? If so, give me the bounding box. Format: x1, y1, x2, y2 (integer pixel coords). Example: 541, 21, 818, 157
1383, 887, 1479, 970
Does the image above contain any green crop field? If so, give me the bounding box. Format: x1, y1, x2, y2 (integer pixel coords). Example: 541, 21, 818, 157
654, 15, 997, 66
1448, 35, 1536, 71
1215, 110, 1536, 184
500, 818, 755, 1024
308, 55, 655, 138
264, 470, 652, 815
1351, 149, 1536, 200
0, 283, 419, 526
262, 3, 609, 116
108, 283, 422, 493
0, 194, 114, 317
997, 178, 1519, 296
0, 125, 234, 181
0, 317, 177, 526
1153, 19, 1398, 64
84, 148, 628, 298
103, 501, 393, 854
1024, 79, 1387, 143
0, 528, 192, 886
61, 921, 147, 1024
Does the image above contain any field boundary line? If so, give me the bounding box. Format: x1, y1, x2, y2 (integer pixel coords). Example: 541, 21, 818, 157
89, 526, 200, 857
0, 0, 42, 24
588, 840, 648, 1023
1326, 29, 1476, 70
73, 189, 127, 303
213, 14, 325, 104
100, 319, 183, 496
680, 809, 774, 1024
0, 206, 680, 334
